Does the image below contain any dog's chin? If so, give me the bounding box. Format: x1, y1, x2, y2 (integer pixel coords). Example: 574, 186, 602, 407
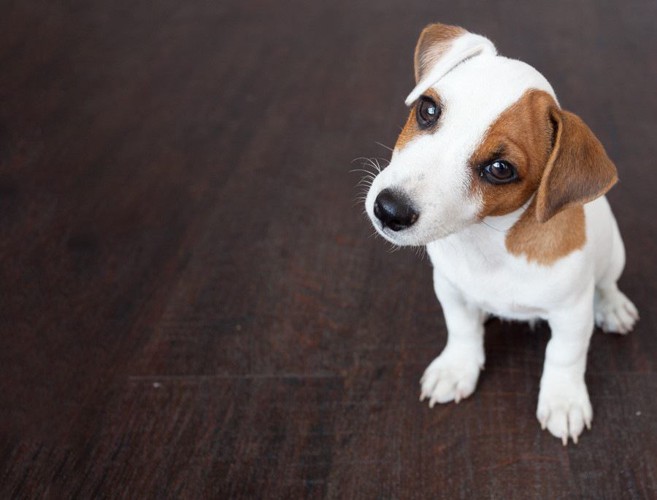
371, 221, 459, 247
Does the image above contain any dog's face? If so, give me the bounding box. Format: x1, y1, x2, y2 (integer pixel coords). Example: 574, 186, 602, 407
365, 24, 617, 247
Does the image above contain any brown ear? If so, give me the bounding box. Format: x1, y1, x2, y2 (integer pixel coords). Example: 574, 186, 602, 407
414, 23, 466, 83
535, 108, 618, 223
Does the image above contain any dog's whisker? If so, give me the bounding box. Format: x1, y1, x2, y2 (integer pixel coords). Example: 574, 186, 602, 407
363, 157, 384, 170
412, 245, 428, 260
373, 157, 390, 170
349, 167, 375, 174
351, 161, 376, 177
350, 159, 383, 179
387, 242, 402, 253
375, 141, 394, 153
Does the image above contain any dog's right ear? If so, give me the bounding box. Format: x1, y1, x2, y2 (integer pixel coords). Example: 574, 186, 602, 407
406, 23, 497, 105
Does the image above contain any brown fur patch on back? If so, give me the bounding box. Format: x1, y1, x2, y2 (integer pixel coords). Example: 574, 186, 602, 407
394, 88, 442, 152
470, 90, 557, 218
414, 24, 466, 83
506, 200, 586, 265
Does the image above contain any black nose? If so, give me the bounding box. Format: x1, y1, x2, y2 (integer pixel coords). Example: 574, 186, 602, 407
373, 189, 419, 231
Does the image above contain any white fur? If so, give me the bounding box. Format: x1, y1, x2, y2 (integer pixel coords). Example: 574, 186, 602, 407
365, 35, 638, 445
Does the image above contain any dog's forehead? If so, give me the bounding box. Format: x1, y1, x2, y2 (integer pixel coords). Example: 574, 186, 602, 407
433, 55, 556, 136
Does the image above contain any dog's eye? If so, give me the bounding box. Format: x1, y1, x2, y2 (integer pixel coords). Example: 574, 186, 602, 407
416, 96, 440, 128
481, 160, 518, 184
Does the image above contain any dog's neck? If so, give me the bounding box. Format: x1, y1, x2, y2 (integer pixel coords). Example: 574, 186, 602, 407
436, 195, 587, 266
480, 197, 534, 233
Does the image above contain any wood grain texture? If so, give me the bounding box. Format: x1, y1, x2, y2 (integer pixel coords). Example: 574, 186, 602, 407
1, 0, 656, 497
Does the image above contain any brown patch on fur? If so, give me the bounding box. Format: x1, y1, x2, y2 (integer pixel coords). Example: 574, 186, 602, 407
414, 24, 466, 83
469, 89, 618, 264
394, 88, 442, 152
507, 104, 617, 264
506, 200, 586, 265
470, 90, 557, 218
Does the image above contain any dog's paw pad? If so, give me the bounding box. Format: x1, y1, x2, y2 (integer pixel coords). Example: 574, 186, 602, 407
537, 381, 592, 445
420, 350, 483, 406
595, 288, 639, 335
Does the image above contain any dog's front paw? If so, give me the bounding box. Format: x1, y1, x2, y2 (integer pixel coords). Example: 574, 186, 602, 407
537, 376, 593, 445
420, 346, 484, 407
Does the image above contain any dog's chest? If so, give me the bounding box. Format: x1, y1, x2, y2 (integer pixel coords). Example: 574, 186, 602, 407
426, 228, 581, 320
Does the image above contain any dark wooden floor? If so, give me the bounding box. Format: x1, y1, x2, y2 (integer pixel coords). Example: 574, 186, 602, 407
1, 0, 656, 497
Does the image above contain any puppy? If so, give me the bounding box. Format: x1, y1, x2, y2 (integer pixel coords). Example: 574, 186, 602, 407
364, 23, 638, 444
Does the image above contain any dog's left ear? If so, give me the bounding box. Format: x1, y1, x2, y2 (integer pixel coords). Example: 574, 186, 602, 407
535, 109, 618, 223
414, 24, 468, 83
405, 23, 496, 105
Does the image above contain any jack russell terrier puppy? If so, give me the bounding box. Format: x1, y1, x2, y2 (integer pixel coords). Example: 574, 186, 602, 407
364, 23, 638, 444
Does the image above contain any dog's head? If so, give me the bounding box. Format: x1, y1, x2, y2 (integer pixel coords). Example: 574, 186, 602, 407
365, 23, 617, 246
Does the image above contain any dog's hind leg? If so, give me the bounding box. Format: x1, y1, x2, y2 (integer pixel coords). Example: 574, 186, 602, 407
594, 219, 638, 334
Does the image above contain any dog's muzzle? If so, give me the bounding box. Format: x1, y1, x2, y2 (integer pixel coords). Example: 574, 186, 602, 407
373, 188, 419, 231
